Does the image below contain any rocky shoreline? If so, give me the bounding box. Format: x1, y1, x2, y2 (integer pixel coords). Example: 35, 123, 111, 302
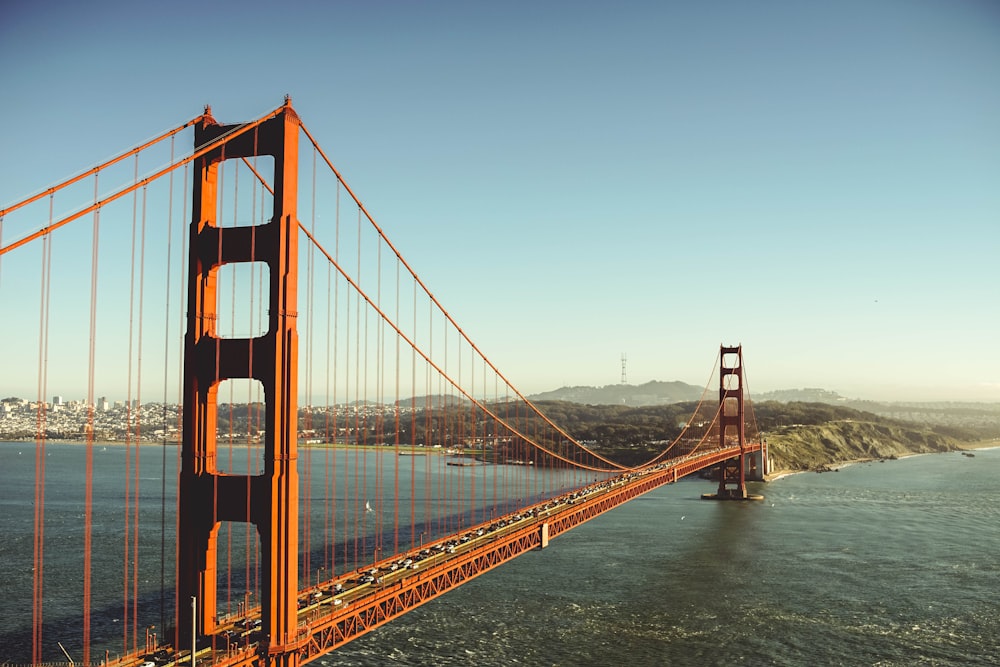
763, 418, 997, 479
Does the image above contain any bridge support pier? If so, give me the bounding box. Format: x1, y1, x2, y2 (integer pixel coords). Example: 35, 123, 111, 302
702, 345, 764, 501
700, 450, 765, 500
746, 444, 768, 482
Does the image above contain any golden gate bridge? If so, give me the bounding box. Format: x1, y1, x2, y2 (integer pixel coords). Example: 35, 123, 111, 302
0, 99, 766, 667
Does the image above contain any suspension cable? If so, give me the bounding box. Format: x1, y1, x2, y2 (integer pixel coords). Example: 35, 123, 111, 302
299, 121, 621, 467
0, 102, 289, 258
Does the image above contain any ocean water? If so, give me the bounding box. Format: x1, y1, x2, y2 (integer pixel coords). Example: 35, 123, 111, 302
323, 449, 1000, 667
1, 444, 998, 666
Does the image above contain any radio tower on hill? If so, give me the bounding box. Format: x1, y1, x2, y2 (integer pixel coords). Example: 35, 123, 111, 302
621, 353, 627, 385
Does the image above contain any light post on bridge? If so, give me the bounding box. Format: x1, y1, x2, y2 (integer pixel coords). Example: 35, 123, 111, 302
242, 591, 253, 648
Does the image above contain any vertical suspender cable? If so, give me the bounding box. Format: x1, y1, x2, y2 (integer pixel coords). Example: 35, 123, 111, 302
410, 281, 417, 547
362, 211, 373, 561
357, 207, 368, 563
325, 258, 334, 577
131, 182, 149, 653
332, 175, 341, 576
160, 136, 177, 638
32, 202, 53, 665
82, 173, 101, 667
466, 339, 473, 522
122, 153, 139, 653
375, 237, 383, 555
324, 238, 332, 577
308, 143, 328, 583
225, 252, 234, 613
226, 161, 240, 615
213, 157, 225, 616
486, 360, 493, 517
247, 134, 260, 610
394, 257, 401, 555
303, 146, 315, 587
425, 299, 432, 536
349, 214, 358, 567
346, 268, 355, 572
441, 327, 449, 535
173, 164, 190, 651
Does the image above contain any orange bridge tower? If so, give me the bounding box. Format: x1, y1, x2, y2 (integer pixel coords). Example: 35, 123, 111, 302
177, 99, 305, 667
702, 344, 765, 501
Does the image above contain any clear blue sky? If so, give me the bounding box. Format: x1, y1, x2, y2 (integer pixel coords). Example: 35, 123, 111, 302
2, 0, 998, 402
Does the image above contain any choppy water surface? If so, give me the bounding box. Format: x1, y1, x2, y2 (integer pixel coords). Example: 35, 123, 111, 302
2, 445, 998, 666
326, 449, 1000, 667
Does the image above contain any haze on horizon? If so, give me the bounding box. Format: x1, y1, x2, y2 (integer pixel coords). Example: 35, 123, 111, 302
3, 376, 995, 408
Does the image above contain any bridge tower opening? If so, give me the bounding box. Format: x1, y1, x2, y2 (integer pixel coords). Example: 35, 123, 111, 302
702, 344, 764, 501
176, 99, 304, 666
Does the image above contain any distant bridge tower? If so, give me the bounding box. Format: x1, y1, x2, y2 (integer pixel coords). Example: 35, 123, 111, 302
177, 99, 304, 666
703, 344, 764, 501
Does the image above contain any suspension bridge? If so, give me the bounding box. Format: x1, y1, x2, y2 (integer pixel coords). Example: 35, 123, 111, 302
0, 99, 767, 667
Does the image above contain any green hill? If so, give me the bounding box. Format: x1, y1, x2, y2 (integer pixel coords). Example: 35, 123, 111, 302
748, 400, 985, 472
763, 419, 972, 473
526, 399, 987, 471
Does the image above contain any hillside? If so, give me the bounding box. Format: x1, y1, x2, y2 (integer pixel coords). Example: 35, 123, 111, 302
762, 420, 975, 473
747, 400, 986, 473
525, 384, 1000, 459
526, 399, 987, 471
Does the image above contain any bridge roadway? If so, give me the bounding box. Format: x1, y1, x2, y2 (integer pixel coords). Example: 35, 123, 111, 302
134, 444, 761, 667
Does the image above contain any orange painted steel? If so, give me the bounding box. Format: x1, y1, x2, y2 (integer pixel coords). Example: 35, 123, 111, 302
714, 345, 750, 498
300, 529, 545, 662
0, 103, 289, 259
3, 101, 771, 667
177, 99, 303, 667
299, 120, 629, 473
0, 117, 201, 220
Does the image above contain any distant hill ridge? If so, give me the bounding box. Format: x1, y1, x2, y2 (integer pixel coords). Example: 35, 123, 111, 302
526, 383, 861, 407
525, 383, 1000, 436
527, 381, 704, 406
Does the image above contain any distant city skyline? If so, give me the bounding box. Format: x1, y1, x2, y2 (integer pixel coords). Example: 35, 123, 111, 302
3, 377, 994, 407
2, 1, 998, 404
